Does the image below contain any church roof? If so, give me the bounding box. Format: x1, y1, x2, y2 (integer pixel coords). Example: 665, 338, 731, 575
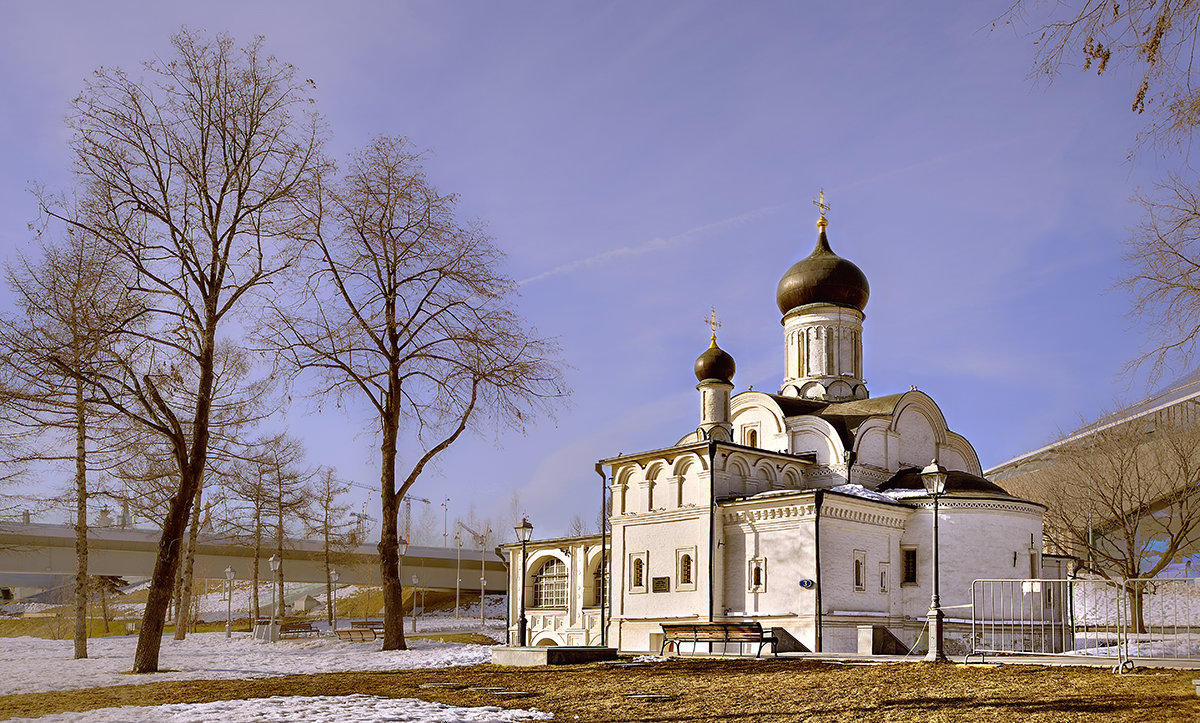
761, 392, 906, 448
876, 466, 1011, 496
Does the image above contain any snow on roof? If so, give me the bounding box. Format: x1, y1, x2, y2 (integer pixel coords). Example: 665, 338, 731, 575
827, 484, 901, 504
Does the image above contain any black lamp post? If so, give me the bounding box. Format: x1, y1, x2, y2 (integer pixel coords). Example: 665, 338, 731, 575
224, 566, 234, 639
398, 536, 409, 628
515, 517, 534, 646
330, 569, 340, 633
921, 459, 949, 663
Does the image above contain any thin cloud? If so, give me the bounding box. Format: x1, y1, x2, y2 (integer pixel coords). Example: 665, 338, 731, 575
517, 202, 790, 287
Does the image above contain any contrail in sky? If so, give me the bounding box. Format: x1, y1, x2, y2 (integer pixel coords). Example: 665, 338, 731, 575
517, 202, 791, 287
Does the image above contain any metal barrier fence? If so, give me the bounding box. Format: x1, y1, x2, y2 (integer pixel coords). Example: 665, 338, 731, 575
967, 577, 1200, 671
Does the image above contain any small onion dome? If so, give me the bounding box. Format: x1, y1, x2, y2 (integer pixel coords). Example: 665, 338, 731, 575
694, 337, 735, 383
775, 224, 870, 315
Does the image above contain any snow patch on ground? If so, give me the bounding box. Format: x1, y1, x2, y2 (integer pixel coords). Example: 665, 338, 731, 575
0, 632, 494, 696
7, 694, 552, 722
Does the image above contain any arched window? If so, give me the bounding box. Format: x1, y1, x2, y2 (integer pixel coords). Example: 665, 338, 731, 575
746, 429, 758, 447
680, 554, 693, 585
590, 564, 607, 606
533, 558, 568, 608
632, 557, 644, 588
753, 565, 763, 588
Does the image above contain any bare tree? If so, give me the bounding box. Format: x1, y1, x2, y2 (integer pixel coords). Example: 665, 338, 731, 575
260, 433, 311, 619
1003, 1, 1200, 146
1001, 2, 1200, 379
0, 228, 140, 659
262, 136, 564, 649
1007, 416, 1200, 630
306, 466, 353, 626
41, 29, 323, 672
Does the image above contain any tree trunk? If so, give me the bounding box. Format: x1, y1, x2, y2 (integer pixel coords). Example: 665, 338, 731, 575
132, 461, 202, 672
252, 511, 262, 622
101, 583, 110, 634
173, 486, 204, 639
324, 511, 333, 626
1127, 581, 1147, 635
275, 492, 285, 619
72, 377, 89, 659
379, 390, 407, 650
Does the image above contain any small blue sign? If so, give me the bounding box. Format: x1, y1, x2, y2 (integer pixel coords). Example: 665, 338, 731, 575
798, 579, 815, 589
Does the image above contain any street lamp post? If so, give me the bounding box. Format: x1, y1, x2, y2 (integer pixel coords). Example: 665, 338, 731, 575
268, 555, 281, 642
398, 536, 409, 630
514, 517, 534, 646
921, 459, 949, 663
330, 569, 340, 633
412, 574, 419, 632
224, 566, 234, 639
455, 532, 462, 619
480, 526, 489, 627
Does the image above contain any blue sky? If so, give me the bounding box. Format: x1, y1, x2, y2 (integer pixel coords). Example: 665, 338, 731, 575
0, 2, 1164, 539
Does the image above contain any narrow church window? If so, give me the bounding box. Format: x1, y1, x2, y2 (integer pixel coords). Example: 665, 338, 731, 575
748, 558, 766, 592
853, 551, 866, 592
901, 548, 918, 585
745, 428, 758, 447
880, 565, 889, 593
629, 552, 648, 593
532, 558, 568, 608
680, 554, 693, 585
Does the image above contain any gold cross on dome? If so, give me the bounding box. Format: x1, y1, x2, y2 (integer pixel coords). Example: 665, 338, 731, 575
813, 189, 830, 228
705, 307, 721, 344
813, 189, 830, 216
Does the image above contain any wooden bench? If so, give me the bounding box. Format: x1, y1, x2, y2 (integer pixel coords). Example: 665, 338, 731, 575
351, 620, 386, 634
336, 628, 377, 642
279, 621, 319, 638
660, 621, 778, 657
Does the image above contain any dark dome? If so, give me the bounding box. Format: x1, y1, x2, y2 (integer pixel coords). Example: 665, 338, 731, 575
776, 229, 869, 315
877, 467, 1011, 496
695, 339, 735, 383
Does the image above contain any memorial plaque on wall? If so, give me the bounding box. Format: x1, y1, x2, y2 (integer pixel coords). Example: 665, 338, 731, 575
652, 576, 670, 593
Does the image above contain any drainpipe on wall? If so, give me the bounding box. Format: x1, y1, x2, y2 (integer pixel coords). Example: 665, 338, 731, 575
708, 440, 717, 623
815, 490, 824, 654
595, 462, 607, 647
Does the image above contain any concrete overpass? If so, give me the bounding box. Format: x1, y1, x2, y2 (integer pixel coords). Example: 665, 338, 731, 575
0, 522, 507, 596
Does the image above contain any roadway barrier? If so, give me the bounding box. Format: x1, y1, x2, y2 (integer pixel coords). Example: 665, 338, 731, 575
966, 577, 1200, 672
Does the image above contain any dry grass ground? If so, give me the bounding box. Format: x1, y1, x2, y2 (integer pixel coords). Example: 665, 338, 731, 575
0, 657, 1196, 722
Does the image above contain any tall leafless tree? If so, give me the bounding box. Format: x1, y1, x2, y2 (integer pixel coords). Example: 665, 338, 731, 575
306, 466, 353, 626
0, 228, 141, 659
41, 29, 323, 672
261, 136, 564, 649
1002, 2, 1200, 379
1007, 416, 1200, 630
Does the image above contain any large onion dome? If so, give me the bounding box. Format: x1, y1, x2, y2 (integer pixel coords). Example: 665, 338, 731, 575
775, 220, 870, 315
695, 337, 735, 384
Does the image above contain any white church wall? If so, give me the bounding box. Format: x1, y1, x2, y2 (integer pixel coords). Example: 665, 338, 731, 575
898, 498, 1045, 618
614, 512, 710, 623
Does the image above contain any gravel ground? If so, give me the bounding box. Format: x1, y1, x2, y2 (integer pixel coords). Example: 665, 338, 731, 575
0, 657, 1196, 722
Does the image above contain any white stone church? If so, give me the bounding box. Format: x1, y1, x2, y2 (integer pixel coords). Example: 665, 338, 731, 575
502, 207, 1061, 655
